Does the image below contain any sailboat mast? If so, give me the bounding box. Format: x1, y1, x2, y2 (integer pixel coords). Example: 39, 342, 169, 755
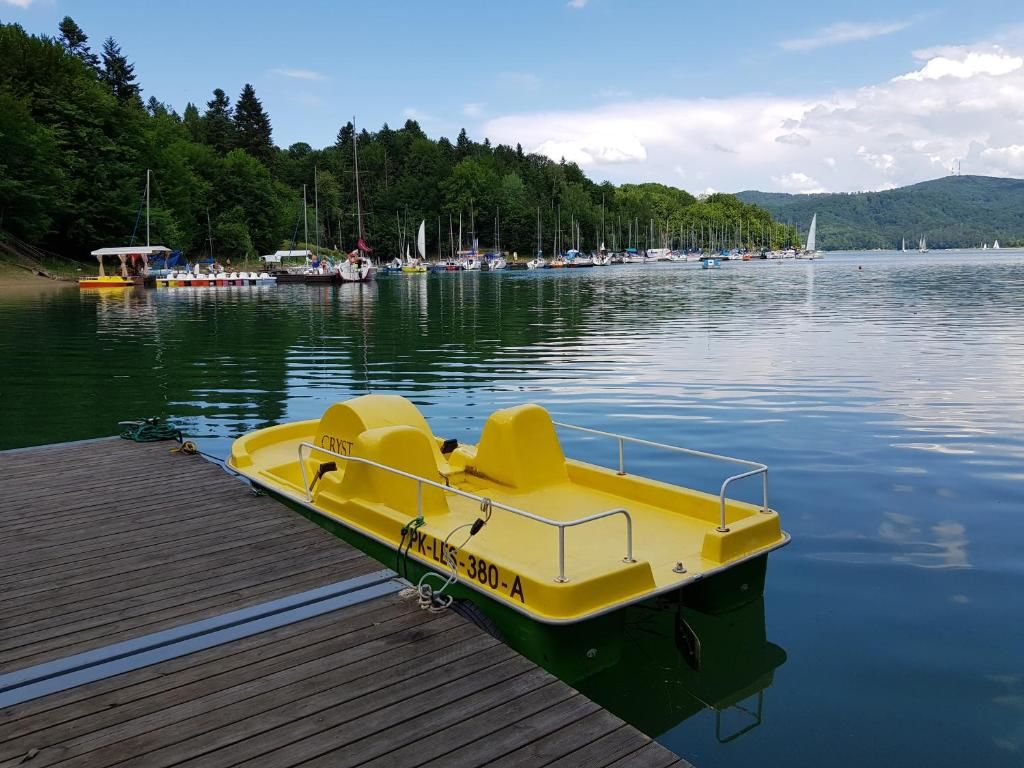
302, 185, 309, 250
314, 165, 320, 258
145, 169, 150, 247
352, 118, 365, 242
206, 208, 213, 259
536, 205, 544, 257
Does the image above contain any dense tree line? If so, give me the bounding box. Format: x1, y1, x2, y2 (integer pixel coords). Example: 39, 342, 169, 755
738, 176, 1024, 251
0, 19, 795, 262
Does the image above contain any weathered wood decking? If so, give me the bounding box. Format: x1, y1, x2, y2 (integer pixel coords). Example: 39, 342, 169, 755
0, 438, 688, 767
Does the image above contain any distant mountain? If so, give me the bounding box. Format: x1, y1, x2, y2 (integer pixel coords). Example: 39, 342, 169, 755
736, 175, 1024, 250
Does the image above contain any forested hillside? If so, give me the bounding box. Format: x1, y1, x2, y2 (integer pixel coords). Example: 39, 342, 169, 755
0, 19, 795, 261
737, 176, 1024, 250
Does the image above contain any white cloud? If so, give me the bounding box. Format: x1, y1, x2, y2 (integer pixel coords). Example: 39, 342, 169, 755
270, 68, 327, 81
896, 49, 1023, 81
2, 0, 33, 7
979, 144, 1024, 173
482, 38, 1024, 193
773, 172, 826, 193
567, 0, 588, 8
781, 19, 912, 51
857, 146, 897, 172
462, 102, 484, 118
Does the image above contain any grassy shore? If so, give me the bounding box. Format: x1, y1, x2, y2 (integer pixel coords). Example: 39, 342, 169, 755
0, 260, 77, 292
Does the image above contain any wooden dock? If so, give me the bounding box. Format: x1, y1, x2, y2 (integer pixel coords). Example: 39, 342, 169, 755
0, 437, 689, 767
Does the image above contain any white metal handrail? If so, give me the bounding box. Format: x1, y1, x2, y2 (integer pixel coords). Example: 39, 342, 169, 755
551, 422, 770, 533
297, 442, 633, 583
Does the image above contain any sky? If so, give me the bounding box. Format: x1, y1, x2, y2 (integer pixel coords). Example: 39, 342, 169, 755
4, 0, 1024, 194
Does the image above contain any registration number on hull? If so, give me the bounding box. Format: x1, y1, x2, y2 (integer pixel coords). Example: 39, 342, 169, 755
404, 527, 526, 604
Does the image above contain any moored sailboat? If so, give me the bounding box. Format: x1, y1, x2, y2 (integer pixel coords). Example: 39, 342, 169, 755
340, 119, 376, 283
401, 221, 428, 273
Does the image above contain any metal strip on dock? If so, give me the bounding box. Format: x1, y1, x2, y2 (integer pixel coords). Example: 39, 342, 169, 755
0, 571, 399, 707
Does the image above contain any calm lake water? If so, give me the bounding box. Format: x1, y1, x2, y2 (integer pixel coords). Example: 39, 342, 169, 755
2, 251, 1023, 767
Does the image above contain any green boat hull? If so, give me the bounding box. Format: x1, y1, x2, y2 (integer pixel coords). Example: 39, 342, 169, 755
270, 488, 770, 684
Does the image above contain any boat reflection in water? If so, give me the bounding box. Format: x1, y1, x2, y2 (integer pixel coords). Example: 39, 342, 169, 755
574, 596, 785, 744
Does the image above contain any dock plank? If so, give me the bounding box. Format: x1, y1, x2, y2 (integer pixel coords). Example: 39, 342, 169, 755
0, 438, 380, 674
0, 438, 688, 768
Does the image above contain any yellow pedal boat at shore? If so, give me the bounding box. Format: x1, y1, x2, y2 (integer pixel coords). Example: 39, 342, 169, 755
229, 395, 789, 624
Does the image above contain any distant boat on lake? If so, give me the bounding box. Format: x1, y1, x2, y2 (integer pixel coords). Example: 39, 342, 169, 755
799, 213, 821, 259
993, 240, 1001, 250
918, 236, 929, 253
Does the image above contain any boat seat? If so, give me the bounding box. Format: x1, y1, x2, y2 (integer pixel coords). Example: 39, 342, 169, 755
469, 404, 569, 491
313, 395, 450, 480
330, 425, 448, 516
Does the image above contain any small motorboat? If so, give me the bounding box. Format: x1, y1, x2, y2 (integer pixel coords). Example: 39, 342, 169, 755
229, 396, 787, 628
702, 258, 722, 269
527, 257, 546, 270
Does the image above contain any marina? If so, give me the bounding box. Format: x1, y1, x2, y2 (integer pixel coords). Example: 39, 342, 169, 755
0, 438, 688, 768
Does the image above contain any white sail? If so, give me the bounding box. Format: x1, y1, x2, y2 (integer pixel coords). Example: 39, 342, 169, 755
993, 239, 1000, 249
417, 220, 426, 259
805, 213, 817, 253
901, 238, 906, 252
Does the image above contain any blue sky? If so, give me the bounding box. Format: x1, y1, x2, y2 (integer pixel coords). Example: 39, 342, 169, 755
5, 0, 1024, 192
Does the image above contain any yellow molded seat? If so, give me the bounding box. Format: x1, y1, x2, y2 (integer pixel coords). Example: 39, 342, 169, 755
471, 404, 569, 491
327, 425, 448, 515
313, 394, 448, 477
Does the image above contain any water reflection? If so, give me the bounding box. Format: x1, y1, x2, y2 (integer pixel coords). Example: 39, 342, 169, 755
3, 252, 1024, 767
577, 598, 785, 744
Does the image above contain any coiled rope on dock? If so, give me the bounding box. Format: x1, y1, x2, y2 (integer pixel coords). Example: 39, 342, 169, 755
118, 417, 197, 454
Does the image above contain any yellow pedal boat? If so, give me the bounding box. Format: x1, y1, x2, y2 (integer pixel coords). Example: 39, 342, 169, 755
229, 395, 789, 625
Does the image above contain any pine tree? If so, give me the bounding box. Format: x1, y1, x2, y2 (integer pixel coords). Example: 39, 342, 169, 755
100, 37, 140, 105
202, 88, 235, 155
456, 128, 472, 158
234, 84, 273, 164
182, 103, 202, 142
58, 16, 100, 72
335, 121, 354, 148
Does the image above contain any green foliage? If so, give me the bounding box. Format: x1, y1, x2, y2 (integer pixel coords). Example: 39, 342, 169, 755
737, 176, 1024, 250
0, 92, 64, 239
0, 19, 795, 263
57, 16, 99, 72
202, 88, 235, 155
233, 84, 273, 164
100, 36, 140, 106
